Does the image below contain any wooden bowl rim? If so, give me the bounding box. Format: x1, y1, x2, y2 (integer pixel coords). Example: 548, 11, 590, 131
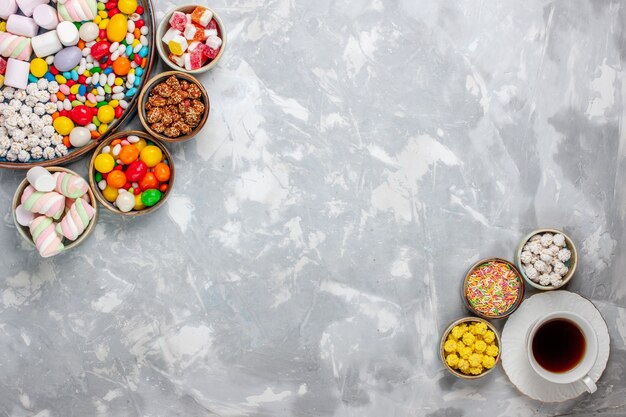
515, 228, 578, 291
12, 166, 99, 252
461, 257, 525, 319
156, 4, 227, 74
137, 71, 210, 143
439, 316, 502, 380
0, 0, 157, 170
88, 130, 175, 216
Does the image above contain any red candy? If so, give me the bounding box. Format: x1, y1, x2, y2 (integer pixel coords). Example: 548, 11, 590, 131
139, 172, 159, 191
136, 6, 144, 14
125, 160, 147, 182
0, 57, 7, 75
207, 19, 217, 31
91, 41, 111, 61
204, 47, 219, 59
114, 106, 123, 118
70, 105, 93, 126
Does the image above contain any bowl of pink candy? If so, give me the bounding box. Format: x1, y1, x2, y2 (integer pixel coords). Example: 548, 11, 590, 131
156, 4, 225, 74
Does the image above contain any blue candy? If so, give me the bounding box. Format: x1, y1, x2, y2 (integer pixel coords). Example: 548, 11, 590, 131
139, 46, 148, 58
28, 74, 38, 83
104, 67, 113, 75
44, 72, 55, 81
133, 76, 141, 87
135, 67, 143, 76
78, 85, 87, 95
125, 88, 137, 97
71, 70, 79, 81
125, 45, 133, 56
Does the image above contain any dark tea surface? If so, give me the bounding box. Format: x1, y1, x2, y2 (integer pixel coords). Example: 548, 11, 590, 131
532, 318, 586, 373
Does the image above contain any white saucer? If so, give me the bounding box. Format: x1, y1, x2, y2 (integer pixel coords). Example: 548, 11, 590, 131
501, 291, 610, 402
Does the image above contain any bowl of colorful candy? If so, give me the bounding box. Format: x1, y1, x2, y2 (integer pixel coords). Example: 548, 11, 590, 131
88, 130, 174, 215
462, 258, 524, 319
440, 317, 501, 379
156, 4, 225, 74
515, 228, 578, 291
12, 166, 98, 257
0, 0, 156, 169
137, 72, 209, 142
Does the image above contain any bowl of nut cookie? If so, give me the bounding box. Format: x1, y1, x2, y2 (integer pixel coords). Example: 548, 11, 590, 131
137, 71, 210, 142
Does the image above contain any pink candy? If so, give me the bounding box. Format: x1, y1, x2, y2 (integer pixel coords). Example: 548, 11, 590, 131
169, 11, 188, 31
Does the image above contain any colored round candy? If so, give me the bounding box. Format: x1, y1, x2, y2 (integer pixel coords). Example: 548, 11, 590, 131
30, 58, 48, 78
140, 146, 162, 168
94, 153, 115, 174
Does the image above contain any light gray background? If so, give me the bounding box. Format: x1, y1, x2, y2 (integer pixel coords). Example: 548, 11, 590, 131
1, 0, 626, 416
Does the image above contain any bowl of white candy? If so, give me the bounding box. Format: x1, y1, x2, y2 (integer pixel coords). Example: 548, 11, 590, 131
515, 228, 577, 290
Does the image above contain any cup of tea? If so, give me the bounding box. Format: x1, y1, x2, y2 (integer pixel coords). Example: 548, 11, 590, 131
526, 311, 598, 393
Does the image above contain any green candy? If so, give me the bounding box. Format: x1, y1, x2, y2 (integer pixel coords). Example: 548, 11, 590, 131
141, 189, 162, 207
95, 172, 102, 182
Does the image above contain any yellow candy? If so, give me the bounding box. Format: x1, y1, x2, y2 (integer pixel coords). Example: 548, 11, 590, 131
459, 347, 472, 359
462, 332, 475, 346
140, 145, 162, 167
102, 185, 119, 203
114, 78, 123, 86
469, 366, 483, 375
474, 322, 488, 335
97, 105, 115, 124
483, 330, 495, 344
109, 99, 119, 108
98, 123, 108, 135
134, 193, 146, 210
134, 138, 147, 152
468, 353, 482, 367
85, 101, 96, 108
168, 39, 185, 56
30, 58, 48, 78
446, 354, 459, 368
94, 153, 115, 173
482, 355, 496, 369
0, 74, 4, 88
55, 75, 67, 84
0, 21, 6, 32
70, 84, 80, 94
94, 16, 102, 24
106, 14, 127, 42
450, 326, 465, 340
485, 345, 499, 357
53, 116, 74, 135
99, 19, 109, 30
474, 340, 487, 353
443, 340, 457, 353
455, 340, 465, 352
457, 359, 469, 372
118, 0, 138, 14
98, 10, 108, 18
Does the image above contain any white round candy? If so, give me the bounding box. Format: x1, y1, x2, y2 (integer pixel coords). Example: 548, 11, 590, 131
79, 22, 99, 42
69, 127, 91, 147
57, 21, 80, 46
116, 192, 135, 213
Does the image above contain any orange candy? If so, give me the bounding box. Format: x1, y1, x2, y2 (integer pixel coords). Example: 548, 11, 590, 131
112, 57, 131, 76
111, 139, 122, 147
154, 163, 170, 182
119, 144, 139, 164
107, 170, 127, 188
139, 172, 159, 191
159, 183, 168, 192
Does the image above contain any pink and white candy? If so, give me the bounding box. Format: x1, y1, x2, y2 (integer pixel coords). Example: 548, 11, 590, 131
53, 171, 89, 199
56, 197, 94, 241
21, 186, 65, 220
29, 216, 65, 258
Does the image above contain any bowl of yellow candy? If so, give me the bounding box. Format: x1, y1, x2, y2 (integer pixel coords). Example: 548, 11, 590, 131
440, 317, 501, 379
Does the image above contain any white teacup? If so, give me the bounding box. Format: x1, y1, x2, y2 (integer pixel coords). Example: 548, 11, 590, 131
526, 311, 598, 393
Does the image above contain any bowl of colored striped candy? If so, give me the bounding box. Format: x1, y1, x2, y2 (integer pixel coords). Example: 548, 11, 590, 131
156, 4, 225, 74
462, 258, 525, 319
0, 0, 156, 169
